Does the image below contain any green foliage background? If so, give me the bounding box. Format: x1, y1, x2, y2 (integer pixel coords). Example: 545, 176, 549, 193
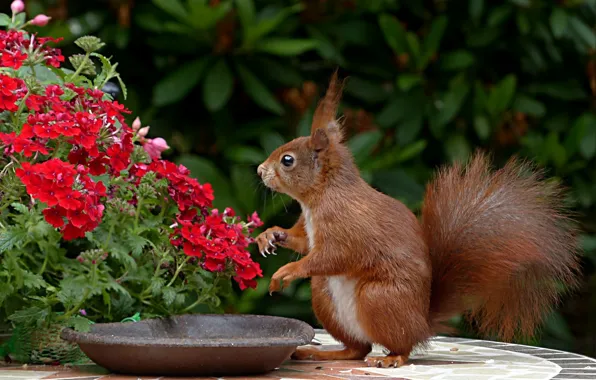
16, 0, 596, 356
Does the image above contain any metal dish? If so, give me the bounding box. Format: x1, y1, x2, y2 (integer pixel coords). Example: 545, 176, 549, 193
60, 314, 314, 376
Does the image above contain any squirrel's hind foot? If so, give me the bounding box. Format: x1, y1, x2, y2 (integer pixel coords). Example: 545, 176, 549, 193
365, 353, 408, 368
291, 346, 370, 361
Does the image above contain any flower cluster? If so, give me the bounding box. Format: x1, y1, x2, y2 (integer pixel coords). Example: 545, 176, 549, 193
0, 19, 263, 290
0, 27, 63, 70
16, 159, 106, 239
130, 159, 263, 289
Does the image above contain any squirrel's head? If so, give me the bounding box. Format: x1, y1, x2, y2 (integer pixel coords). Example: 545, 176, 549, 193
257, 72, 359, 203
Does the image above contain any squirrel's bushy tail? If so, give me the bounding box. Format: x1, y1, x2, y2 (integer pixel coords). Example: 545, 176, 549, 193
421, 151, 580, 341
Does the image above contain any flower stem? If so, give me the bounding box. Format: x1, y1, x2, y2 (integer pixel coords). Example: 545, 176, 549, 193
14, 91, 30, 124
38, 254, 49, 276
166, 256, 191, 287
29, 63, 37, 78
181, 295, 207, 314
69, 52, 91, 82
134, 197, 144, 231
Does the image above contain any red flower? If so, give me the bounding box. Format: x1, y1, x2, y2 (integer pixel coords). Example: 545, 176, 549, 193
0, 74, 23, 112
1, 50, 27, 69
43, 207, 66, 228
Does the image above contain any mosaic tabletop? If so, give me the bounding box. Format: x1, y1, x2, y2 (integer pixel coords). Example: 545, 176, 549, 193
1, 329, 596, 380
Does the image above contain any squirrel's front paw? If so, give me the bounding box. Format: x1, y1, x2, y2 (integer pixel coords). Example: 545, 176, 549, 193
269, 261, 302, 294
256, 228, 288, 257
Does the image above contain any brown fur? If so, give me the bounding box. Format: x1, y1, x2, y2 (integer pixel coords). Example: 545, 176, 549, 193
255, 73, 581, 367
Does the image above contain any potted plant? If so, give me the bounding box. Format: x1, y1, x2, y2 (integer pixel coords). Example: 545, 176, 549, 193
0, 1, 264, 364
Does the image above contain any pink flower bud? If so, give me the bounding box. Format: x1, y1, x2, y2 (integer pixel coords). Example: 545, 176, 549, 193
132, 117, 141, 131
137, 126, 150, 138
142, 137, 170, 160
11, 0, 25, 14
30, 14, 51, 26
224, 207, 235, 217
79, 309, 87, 316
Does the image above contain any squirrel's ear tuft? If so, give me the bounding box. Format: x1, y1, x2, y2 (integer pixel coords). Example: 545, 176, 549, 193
311, 128, 330, 152
326, 120, 344, 143
311, 70, 344, 141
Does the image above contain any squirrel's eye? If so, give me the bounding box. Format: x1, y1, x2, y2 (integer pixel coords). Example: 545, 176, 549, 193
281, 155, 295, 167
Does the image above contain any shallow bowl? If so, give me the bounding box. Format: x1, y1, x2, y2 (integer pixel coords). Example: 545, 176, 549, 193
60, 314, 314, 376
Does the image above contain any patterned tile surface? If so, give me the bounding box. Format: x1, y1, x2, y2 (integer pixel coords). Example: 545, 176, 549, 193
0, 330, 595, 379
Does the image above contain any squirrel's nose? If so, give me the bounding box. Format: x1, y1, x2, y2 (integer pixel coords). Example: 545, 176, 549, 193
257, 164, 265, 178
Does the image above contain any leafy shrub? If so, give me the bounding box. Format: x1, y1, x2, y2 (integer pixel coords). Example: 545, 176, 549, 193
0, 5, 264, 340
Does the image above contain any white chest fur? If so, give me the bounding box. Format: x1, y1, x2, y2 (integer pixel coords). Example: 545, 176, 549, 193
299, 203, 371, 344
301, 204, 315, 250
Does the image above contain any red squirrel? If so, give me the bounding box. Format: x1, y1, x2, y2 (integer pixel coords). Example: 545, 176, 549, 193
255, 72, 581, 368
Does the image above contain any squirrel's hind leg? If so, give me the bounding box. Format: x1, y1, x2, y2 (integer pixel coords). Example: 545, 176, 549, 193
293, 277, 372, 361
357, 280, 432, 368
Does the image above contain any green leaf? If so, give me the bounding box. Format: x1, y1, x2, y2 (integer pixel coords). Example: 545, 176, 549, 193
150, 277, 165, 297
516, 12, 530, 35
255, 38, 318, 56
405, 32, 421, 60
187, 0, 232, 29
224, 146, 266, 164
11, 202, 29, 215
373, 169, 424, 207
430, 81, 470, 132
23, 272, 47, 290
396, 114, 424, 145
116, 75, 128, 100
67, 315, 92, 332
125, 235, 150, 257
345, 77, 389, 104
0, 228, 26, 253
297, 106, 314, 137
378, 14, 408, 54
486, 74, 516, 116
550, 8, 568, 38
545, 132, 567, 168
525, 81, 587, 100
153, 57, 209, 106
440, 50, 475, 71
153, 0, 188, 21
474, 115, 491, 140
162, 287, 176, 306
203, 59, 234, 111
348, 131, 383, 163
513, 94, 546, 117
445, 134, 472, 163
579, 116, 596, 159
8, 306, 50, 327
306, 25, 346, 66
236, 64, 284, 115
510, 0, 530, 7
260, 132, 285, 153
487, 6, 512, 27
235, 0, 256, 37
420, 15, 448, 69
0, 14, 10, 27
469, 0, 484, 23
231, 165, 259, 213
243, 3, 303, 46
397, 74, 422, 91
395, 140, 427, 162
568, 16, 596, 51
